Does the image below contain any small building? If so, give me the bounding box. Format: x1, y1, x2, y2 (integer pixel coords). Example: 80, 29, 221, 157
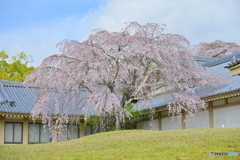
0, 80, 84, 145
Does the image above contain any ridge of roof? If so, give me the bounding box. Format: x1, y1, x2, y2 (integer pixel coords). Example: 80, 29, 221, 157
202, 52, 240, 67
200, 87, 240, 99
0, 80, 24, 87
193, 55, 218, 62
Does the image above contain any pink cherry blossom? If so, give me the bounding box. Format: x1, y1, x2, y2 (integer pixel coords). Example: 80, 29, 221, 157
25, 22, 226, 138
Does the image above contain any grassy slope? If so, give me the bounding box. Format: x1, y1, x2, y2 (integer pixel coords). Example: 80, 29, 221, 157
0, 128, 240, 160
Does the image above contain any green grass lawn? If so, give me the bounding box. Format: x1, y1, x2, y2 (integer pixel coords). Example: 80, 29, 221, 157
0, 128, 239, 160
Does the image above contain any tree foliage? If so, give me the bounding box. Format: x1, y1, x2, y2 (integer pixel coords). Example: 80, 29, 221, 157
123, 103, 151, 129
193, 40, 240, 58
26, 22, 225, 138
0, 51, 35, 82
82, 115, 116, 134
83, 103, 151, 132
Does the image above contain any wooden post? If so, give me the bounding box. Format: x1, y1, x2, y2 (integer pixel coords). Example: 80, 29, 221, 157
208, 101, 214, 128
0, 115, 4, 145
23, 121, 28, 144
225, 98, 228, 105
158, 112, 162, 131
181, 112, 186, 129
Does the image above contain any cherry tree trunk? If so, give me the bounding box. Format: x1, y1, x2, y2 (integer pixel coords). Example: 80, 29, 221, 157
115, 114, 121, 130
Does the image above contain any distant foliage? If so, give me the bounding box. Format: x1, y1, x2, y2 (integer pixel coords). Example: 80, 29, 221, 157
26, 22, 225, 139
123, 103, 151, 129
82, 115, 116, 133
0, 51, 35, 82
193, 40, 240, 58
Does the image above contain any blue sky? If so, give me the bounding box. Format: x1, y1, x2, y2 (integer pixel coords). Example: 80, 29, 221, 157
1, 0, 101, 32
1, 0, 240, 66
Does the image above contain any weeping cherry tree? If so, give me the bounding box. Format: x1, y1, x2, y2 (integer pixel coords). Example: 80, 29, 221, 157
25, 22, 225, 139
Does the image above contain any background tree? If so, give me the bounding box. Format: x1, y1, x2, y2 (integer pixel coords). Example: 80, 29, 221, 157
0, 51, 35, 82
123, 103, 151, 129
26, 22, 224, 138
82, 115, 116, 134
193, 40, 240, 58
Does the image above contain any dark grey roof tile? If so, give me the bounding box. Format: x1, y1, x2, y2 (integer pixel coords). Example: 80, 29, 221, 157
193, 55, 218, 63
224, 59, 240, 68
203, 52, 240, 67
0, 80, 92, 115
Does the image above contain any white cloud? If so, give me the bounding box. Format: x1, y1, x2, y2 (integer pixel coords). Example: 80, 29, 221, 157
80, 0, 240, 44
1, 0, 239, 66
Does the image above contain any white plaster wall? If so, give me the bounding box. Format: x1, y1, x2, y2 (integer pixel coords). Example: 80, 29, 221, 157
213, 99, 225, 107
213, 105, 240, 128
228, 96, 240, 103
162, 116, 182, 130
185, 111, 209, 129
136, 119, 158, 130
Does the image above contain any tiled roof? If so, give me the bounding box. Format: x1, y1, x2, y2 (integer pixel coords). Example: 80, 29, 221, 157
196, 61, 240, 98
148, 76, 240, 109
193, 55, 219, 67
0, 80, 35, 114
0, 80, 93, 115
193, 55, 218, 63
136, 94, 168, 110
194, 52, 240, 99
224, 58, 240, 68
203, 52, 240, 67
140, 54, 240, 109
